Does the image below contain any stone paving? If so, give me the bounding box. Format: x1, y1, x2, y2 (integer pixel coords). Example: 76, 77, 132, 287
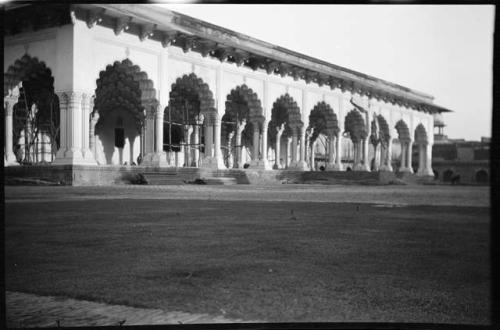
6, 291, 257, 328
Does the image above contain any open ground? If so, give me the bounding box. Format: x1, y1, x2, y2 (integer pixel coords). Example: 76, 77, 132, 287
5, 184, 490, 325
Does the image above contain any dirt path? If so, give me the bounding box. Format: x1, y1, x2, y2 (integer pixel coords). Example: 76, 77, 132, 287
6, 291, 258, 327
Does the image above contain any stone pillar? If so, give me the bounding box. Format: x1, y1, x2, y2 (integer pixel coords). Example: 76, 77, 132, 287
192, 114, 204, 167
249, 119, 270, 170
55, 92, 67, 161
400, 141, 408, 172
155, 106, 164, 154
261, 120, 269, 162
326, 134, 335, 169
380, 137, 393, 172
24, 105, 33, 163
287, 126, 307, 170
53, 91, 97, 165
291, 129, 298, 164
227, 131, 234, 169
184, 125, 193, 167
286, 136, 292, 168
423, 142, 434, 176
299, 126, 306, 163
234, 118, 246, 168
213, 116, 224, 168
252, 123, 260, 161
305, 128, 313, 167
201, 114, 223, 170
333, 132, 343, 171
4, 96, 19, 166
354, 139, 368, 171
89, 111, 99, 160
144, 106, 155, 156
205, 121, 214, 158
362, 137, 370, 171
142, 103, 168, 167
417, 144, 424, 174
178, 144, 184, 167
274, 123, 285, 169
310, 140, 317, 171
406, 140, 414, 173
19, 129, 25, 162
373, 143, 381, 172
80, 94, 93, 161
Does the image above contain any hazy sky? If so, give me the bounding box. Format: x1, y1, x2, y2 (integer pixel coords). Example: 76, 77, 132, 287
158, 4, 494, 141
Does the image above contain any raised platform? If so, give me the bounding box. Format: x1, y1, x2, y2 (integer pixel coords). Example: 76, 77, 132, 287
1, 165, 428, 186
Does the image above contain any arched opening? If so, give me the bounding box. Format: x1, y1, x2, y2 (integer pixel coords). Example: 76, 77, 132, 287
222, 84, 263, 169
395, 120, 411, 172
344, 109, 367, 170
443, 169, 454, 182
307, 101, 339, 171
475, 169, 488, 184
268, 94, 303, 169
369, 115, 390, 171
414, 123, 429, 175
93, 59, 156, 165
4, 54, 59, 165
166, 73, 215, 167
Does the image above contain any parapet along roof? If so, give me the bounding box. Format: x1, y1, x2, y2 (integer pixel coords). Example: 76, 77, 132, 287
6, 3, 452, 114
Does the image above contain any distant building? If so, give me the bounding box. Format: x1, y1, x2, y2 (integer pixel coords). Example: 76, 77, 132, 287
413, 113, 489, 184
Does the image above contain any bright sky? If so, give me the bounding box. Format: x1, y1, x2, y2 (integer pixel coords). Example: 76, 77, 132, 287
157, 4, 494, 141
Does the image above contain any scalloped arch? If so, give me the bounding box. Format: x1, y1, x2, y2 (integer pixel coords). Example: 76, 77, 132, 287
225, 84, 264, 124
395, 120, 410, 142
308, 101, 339, 141
344, 109, 367, 143
271, 93, 303, 130
414, 123, 428, 144
169, 73, 216, 124
94, 59, 156, 131
4, 54, 54, 97
373, 114, 390, 145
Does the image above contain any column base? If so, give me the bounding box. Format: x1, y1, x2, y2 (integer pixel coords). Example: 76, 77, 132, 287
399, 167, 414, 173
142, 152, 171, 167
4, 152, 19, 166
287, 160, 309, 171
379, 164, 393, 172
53, 147, 97, 165
417, 167, 434, 177
201, 156, 224, 170
249, 159, 273, 170
353, 163, 370, 171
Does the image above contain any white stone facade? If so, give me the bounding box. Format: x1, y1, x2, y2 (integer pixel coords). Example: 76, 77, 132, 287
4, 4, 445, 177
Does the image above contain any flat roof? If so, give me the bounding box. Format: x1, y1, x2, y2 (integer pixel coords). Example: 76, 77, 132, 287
5, 3, 453, 113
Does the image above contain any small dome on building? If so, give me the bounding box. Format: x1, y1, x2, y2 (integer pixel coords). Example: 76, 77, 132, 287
433, 113, 446, 127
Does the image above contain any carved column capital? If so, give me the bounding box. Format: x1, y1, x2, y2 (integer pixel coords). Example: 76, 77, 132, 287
195, 114, 205, 125
91, 110, 100, 125
4, 96, 18, 116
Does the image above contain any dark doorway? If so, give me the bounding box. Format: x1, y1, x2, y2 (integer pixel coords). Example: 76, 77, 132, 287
115, 128, 125, 148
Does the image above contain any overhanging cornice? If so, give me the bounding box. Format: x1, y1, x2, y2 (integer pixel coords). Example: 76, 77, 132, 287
4, 3, 452, 114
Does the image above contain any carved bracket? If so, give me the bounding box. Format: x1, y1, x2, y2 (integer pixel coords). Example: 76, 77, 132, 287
139, 24, 155, 41
265, 61, 279, 75
86, 8, 105, 29
182, 36, 196, 53
215, 48, 231, 62
161, 31, 177, 48
114, 16, 132, 36
233, 51, 249, 67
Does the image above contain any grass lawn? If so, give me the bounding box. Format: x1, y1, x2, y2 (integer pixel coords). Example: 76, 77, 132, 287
5, 189, 490, 324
